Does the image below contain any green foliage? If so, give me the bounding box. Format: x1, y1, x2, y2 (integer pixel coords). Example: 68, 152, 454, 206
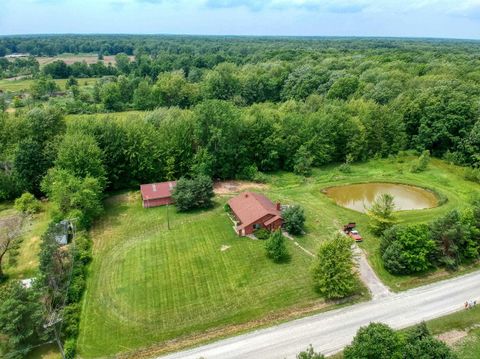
410, 150, 431, 173
0, 281, 44, 359
293, 145, 314, 177
327, 76, 359, 100
381, 224, 436, 275
367, 193, 397, 236
64, 338, 77, 359
204, 63, 240, 100
30, 75, 60, 99
41, 168, 103, 229
464, 167, 480, 184
311, 233, 357, 299
254, 228, 270, 240
345, 322, 457, 359
265, 230, 289, 263
55, 132, 106, 186
14, 192, 41, 215
282, 205, 306, 235
344, 323, 400, 359
296, 344, 325, 359
172, 175, 214, 212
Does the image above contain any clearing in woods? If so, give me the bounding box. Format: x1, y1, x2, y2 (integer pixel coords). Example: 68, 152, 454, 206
77, 156, 480, 358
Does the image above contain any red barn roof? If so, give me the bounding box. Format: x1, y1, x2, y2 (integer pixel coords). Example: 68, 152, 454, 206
140, 181, 176, 200
228, 192, 281, 229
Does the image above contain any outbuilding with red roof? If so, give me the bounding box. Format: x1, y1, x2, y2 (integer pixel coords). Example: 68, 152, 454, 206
140, 181, 176, 208
228, 192, 283, 236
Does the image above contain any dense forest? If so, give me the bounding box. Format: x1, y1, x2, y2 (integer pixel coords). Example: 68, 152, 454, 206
1, 35, 480, 359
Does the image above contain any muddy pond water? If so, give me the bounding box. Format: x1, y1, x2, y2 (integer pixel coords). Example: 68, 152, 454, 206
324, 183, 438, 213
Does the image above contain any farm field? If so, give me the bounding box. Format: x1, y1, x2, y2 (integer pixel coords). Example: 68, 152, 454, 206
0, 77, 97, 93
35, 53, 134, 67
78, 156, 479, 358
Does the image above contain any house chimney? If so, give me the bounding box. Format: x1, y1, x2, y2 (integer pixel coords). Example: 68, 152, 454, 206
276, 202, 281, 211
152, 184, 157, 192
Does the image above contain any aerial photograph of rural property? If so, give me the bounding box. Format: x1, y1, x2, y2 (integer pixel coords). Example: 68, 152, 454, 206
1, 1, 480, 358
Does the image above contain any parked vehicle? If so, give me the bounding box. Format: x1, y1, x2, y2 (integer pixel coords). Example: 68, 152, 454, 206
343, 222, 363, 242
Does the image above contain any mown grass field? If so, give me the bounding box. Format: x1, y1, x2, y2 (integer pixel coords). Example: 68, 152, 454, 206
77, 156, 479, 358
77, 192, 327, 358
0, 77, 97, 93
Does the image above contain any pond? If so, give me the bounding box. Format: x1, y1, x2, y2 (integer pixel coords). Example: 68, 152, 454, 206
324, 183, 438, 213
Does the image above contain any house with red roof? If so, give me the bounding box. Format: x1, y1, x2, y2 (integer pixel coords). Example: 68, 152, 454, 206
228, 192, 283, 236
140, 181, 176, 208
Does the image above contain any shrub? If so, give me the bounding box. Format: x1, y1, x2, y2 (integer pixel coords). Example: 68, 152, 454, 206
381, 224, 436, 275
265, 230, 289, 262
464, 167, 480, 184
367, 193, 397, 235
282, 205, 306, 235
14, 192, 41, 215
410, 150, 430, 173
64, 338, 77, 359
297, 345, 325, 359
254, 228, 270, 240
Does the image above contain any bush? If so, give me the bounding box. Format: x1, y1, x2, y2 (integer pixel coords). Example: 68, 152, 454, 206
297, 345, 325, 359
282, 205, 306, 235
64, 338, 77, 359
410, 150, 430, 173
62, 303, 81, 339
14, 192, 41, 215
381, 224, 436, 275
464, 167, 480, 184
265, 230, 289, 262
254, 228, 270, 240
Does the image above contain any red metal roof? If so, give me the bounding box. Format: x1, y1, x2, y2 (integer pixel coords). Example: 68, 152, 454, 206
140, 181, 177, 200
228, 192, 281, 229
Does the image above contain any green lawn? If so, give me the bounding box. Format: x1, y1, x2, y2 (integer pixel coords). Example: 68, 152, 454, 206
78, 156, 480, 358
263, 157, 480, 291
78, 192, 325, 358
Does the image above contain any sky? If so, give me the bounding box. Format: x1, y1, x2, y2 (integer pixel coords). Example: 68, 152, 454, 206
1, 0, 480, 39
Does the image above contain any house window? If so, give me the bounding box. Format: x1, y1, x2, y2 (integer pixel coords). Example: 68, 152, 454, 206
253, 223, 261, 230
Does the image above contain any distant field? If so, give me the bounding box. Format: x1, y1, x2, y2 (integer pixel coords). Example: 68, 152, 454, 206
35, 53, 134, 67
0, 77, 97, 92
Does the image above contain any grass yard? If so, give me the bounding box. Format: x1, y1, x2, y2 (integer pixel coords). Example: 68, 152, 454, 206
0, 77, 97, 93
0, 201, 52, 280
77, 192, 325, 358
262, 157, 480, 291
78, 156, 479, 358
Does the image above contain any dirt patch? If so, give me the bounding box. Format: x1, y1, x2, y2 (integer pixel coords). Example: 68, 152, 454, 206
220, 245, 231, 252
436, 330, 468, 346
214, 181, 268, 195
116, 299, 331, 359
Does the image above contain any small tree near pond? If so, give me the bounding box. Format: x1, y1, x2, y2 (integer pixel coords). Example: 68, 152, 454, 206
282, 205, 306, 235
265, 230, 289, 263
366, 193, 397, 236
410, 150, 431, 173
172, 175, 214, 212
311, 233, 357, 299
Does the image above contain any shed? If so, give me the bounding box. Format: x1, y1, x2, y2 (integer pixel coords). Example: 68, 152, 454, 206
140, 181, 177, 208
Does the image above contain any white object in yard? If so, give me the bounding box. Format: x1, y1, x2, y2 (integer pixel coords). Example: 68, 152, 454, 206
20, 278, 33, 289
